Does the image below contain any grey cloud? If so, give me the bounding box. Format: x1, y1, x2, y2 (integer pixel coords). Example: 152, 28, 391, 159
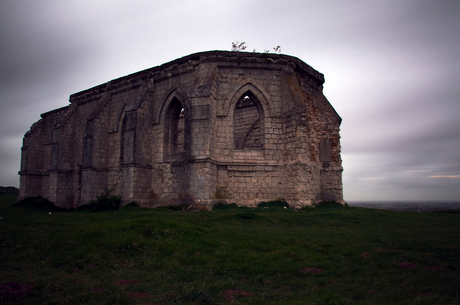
0, 1, 459, 200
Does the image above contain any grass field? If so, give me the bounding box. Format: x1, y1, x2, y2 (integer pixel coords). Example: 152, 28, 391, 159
1, 194, 459, 304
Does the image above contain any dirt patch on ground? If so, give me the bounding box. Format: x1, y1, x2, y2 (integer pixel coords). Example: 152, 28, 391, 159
221, 288, 255, 301
377, 248, 401, 253
397, 261, 419, 269
424, 266, 444, 271
115, 280, 157, 303
117, 279, 141, 286
0, 281, 35, 301
128, 291, 154, 299
301, 267, 323, 273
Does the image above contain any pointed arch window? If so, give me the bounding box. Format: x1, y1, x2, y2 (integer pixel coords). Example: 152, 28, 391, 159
82, 120, 94, 168
234, 93, 263, 150
164, 97, 188, 159
120, 111, 137, 164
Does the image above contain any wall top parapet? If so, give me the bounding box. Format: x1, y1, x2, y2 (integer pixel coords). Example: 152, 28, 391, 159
68, 51, 325, 104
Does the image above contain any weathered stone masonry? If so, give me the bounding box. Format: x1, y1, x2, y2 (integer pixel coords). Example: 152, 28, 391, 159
19, 51, 344, 209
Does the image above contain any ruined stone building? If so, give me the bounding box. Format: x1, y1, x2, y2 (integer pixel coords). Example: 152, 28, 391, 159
18, 51, 344, 209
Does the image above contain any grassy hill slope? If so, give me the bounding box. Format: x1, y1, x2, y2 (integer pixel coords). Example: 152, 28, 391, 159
1, 194, 459, 304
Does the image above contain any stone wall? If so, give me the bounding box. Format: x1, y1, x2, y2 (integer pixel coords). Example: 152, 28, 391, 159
19, 51, 344, 209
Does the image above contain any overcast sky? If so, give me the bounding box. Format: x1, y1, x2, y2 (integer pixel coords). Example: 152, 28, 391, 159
1, 0, 459, 201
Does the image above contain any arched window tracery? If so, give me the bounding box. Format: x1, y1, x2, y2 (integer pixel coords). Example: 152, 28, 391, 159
234, 93, 263, 150
164, 97, 187, 159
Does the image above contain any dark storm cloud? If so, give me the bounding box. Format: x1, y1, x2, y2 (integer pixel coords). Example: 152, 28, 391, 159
0, 1, 106, 186
0, 2, 105, 90
0, 0, 458, 200
329, 1, 460, 200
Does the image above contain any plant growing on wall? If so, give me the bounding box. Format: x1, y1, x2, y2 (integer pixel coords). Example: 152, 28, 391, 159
231, 41, 247, 51
232, 41, 281, 54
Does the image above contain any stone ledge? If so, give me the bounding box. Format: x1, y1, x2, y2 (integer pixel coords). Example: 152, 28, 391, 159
69, 51, 324, 103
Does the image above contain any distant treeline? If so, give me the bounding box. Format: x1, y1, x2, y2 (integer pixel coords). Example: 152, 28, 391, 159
0, 186, 19, 194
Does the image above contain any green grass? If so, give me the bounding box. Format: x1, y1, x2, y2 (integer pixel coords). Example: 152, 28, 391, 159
1, 194, 459, 304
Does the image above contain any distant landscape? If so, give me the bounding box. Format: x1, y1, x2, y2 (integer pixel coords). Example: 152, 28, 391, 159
0, 186, 19, 195
348, 201, 460, 213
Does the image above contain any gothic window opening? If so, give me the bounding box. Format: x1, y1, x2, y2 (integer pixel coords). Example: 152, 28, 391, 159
234, 93, 263, 150
165, 97, 187, 158
121, 111, 137, 164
